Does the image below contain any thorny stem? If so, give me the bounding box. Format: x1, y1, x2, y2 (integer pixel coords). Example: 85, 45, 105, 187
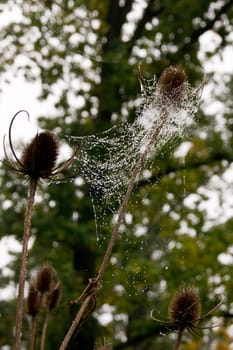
174, 328, 184, 350
14, 178, 38, 350
29, 314, 39, 350
59, 112, 168, 350
40, 310, 50, 350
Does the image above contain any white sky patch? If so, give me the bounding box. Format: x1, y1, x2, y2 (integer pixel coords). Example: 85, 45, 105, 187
0, 236, 21, 269
93, 303, 116, 326
174, 141, 192, 158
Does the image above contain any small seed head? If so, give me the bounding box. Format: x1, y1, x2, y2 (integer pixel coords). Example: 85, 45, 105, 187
48, 282, 61, 310
158, 66, 187, 106
27, 283, 42, 317
21, 131, 58, 180
35, 264, 55, 294
169, 285, 201, 330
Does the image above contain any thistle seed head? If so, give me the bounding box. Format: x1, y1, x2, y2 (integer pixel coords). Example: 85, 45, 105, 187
35, 264, 55, 294
21, 131, 58, 180
158, 66, 187, 105
48, 282, 61, 310
27, 282, 42, 317
169, 285, 201, 330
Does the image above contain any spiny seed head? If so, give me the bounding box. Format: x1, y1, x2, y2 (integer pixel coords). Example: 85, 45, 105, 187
158, 66, 187, 105
169, 285, 201, 330
27, 283, 42, 317
21, 131, 58, 180
35, 264, 55, 294
48, 282, 61, 310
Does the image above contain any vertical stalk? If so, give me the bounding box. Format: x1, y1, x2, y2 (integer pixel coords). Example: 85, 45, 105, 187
174, 328, 184, 350
29, 314, 39, 350
40, 310, 50, 350
59, 114, 168, 350
14, 178, 38, 350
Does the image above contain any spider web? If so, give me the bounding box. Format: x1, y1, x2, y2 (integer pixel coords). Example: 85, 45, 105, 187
65, 74, 202, 244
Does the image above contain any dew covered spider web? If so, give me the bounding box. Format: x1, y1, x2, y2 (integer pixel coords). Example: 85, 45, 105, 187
65, 73, 202, 245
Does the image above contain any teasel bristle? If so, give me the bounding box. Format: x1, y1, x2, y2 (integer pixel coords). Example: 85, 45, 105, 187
27, 283, 42, 317
169, 285, 201, 330
48, 282, 61, 310
35, 264, 55, 294
21, 131, 59, 180
158, 66, 187, 105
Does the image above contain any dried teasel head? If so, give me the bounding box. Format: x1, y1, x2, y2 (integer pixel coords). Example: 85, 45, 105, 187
151, 284, 224, 336
21, 131, 59, 180
157, 66, 187, 106
3, 110, 79, 182
27, 282, 42, 317
35, 263, 55, 294
169, 285, 201, 331
48, 281, 61, 310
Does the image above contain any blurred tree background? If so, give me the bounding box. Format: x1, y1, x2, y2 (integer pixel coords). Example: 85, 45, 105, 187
0, 0, 233, 349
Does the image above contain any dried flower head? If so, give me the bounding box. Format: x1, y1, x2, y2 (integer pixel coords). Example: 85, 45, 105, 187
169, 285, 201, 332
35, 264, 55, 294
157, 65, 187, 106
3, 110, 79, 181
21, 131, 59, 179
48, 282, 61, 310
27, 282, 42, 317
151, 284, 224, 336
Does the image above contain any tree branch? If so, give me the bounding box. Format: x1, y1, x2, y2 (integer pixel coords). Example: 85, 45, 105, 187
179, 0, 233, 53
128, 0, 164, 54
136, 151, 233, 191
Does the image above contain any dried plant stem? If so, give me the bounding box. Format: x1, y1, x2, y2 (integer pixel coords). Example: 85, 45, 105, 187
174, 328, 184, 350
40, 310, 50, 350
59, 294, 93, 350
14, 178, 38, 350
97, 115, 166, 282
29, 315, 39, 350
59, 113, 168, 350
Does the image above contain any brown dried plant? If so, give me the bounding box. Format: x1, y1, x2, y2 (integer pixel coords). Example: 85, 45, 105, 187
3, 110, 78, 350
151, 284, 224, 350
59, 65, 203, 349
27, 264, 61, 350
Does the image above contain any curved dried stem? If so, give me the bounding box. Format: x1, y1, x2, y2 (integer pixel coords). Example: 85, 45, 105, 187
8, 110, 30, 168
198, 294, 224, 320
150, 310, 168, 323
